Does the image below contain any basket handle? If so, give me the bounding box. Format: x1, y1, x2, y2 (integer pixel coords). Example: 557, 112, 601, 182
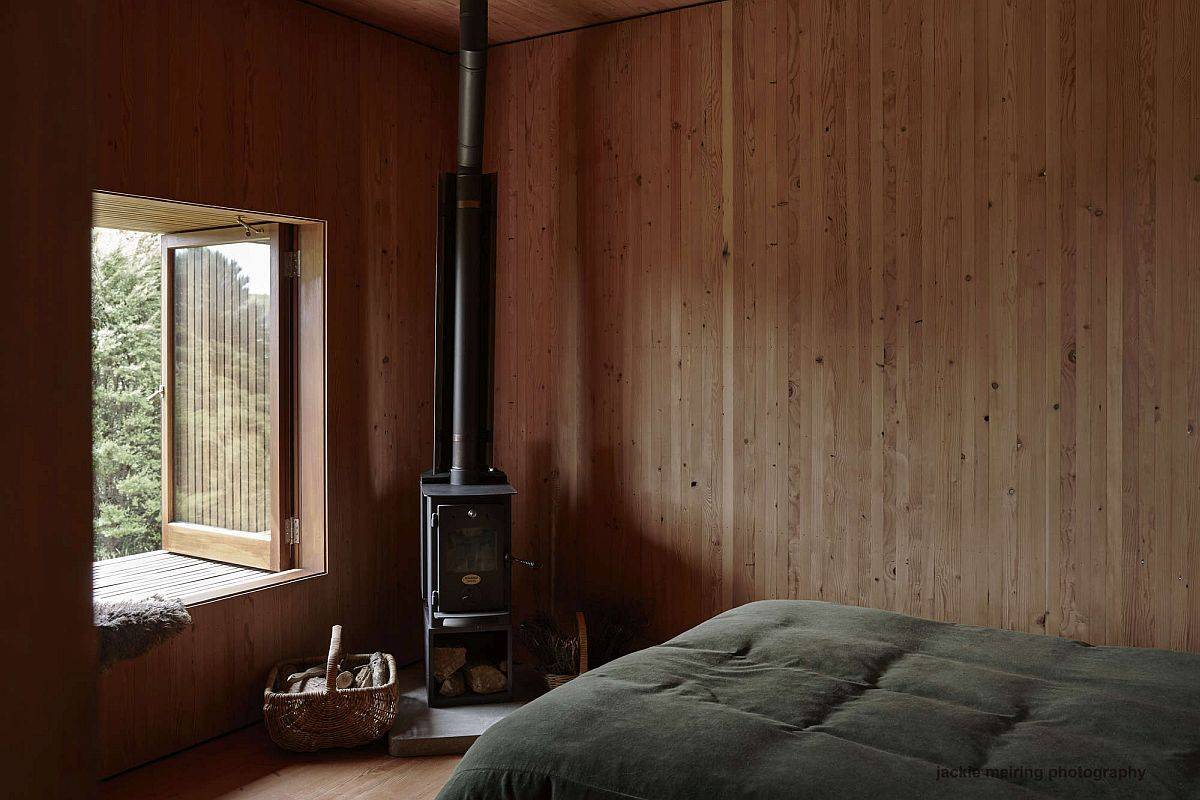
576, 612, 589, 674
324, 625, 343, 694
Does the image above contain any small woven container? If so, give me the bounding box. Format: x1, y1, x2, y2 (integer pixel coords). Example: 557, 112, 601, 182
263, 625, 398, 752
543, 612, 589, 690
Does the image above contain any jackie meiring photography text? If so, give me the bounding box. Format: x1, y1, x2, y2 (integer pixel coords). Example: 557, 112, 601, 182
935, 765, 1148, 785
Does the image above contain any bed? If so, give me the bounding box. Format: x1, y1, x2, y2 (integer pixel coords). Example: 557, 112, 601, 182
436, 600, 1200, 799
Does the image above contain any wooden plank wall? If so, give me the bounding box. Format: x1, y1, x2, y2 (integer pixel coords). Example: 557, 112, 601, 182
0, 2, 97, 797
485, 0, 1200, 652
92, 0, 454, 774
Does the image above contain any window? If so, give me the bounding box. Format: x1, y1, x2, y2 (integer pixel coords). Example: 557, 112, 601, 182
91, 192, 326, 602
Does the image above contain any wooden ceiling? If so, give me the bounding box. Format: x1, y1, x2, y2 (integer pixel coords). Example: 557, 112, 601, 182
308, 0, 696, 50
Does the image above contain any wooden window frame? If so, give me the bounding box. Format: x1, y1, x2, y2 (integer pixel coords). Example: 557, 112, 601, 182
160, 224, 296, 571
90, 189, 328, 605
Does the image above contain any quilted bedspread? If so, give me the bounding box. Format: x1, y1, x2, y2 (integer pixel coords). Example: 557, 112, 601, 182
436, 600, 1200, 799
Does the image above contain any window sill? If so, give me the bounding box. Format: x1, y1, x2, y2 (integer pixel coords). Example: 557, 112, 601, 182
93, 550, 320, 607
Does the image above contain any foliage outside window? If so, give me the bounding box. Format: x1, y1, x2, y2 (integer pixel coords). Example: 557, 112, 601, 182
92, 230, 162, 560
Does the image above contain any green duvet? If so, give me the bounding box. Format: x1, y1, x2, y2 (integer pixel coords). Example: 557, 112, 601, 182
437, 601, 1200, 799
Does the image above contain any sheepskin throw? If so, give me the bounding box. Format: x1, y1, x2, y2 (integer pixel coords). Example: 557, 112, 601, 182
95, 594, 192, 669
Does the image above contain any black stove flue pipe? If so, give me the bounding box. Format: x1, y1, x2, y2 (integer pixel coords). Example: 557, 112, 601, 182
456, 0, 487, 174
444, 0, 495, 485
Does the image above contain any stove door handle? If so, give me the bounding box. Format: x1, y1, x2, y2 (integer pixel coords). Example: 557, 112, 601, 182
507, 554, 539, 569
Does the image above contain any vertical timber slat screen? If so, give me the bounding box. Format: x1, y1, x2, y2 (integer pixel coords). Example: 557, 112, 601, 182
172, 243, 271, 534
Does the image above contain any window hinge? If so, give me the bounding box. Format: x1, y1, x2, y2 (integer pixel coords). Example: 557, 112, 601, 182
284, 517, 300, 546
285, 251, 300, 278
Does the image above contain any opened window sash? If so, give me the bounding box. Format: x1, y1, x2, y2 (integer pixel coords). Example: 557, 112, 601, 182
160, 224, 297, 571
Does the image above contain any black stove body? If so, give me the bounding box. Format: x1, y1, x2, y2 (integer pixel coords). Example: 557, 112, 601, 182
421, 483, 513, 619
419, 478, 516, 707
419, 0, 528, 707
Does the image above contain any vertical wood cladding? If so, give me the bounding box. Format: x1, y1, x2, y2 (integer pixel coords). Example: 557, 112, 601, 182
485, 0, 1200, 652
92, 0, 454, 774
0, 2, 97, 795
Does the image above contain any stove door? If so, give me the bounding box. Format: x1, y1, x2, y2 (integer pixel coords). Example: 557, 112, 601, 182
435, 503, 508, 615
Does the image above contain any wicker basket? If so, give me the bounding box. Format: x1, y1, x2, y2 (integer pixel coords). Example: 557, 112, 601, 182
542, 612, 589, 690
263, 625, 398, 752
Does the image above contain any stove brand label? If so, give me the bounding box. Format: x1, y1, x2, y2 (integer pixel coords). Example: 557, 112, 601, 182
462, 573, 482, 585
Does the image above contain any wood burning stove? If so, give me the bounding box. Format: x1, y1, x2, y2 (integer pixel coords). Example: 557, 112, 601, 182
419, 0, 533, 708
419, 482, 517, 707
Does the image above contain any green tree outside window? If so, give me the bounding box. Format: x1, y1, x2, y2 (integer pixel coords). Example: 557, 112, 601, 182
92, 230, 162, 560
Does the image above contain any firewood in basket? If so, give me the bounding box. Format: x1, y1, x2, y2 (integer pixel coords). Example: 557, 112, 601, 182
353, 665, 371, 688
370, 651, 385, 686
335, 670, 354, 689
286, 665, 324, 683
285, 665, 325, 692
301, 676, 327, 693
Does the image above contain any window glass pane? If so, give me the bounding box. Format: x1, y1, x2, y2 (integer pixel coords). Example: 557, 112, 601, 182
92, 229, 162, 560
173, 242, 271, 531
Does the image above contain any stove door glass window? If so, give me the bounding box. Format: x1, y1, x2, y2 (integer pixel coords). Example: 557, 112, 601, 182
445, 526, 498, 574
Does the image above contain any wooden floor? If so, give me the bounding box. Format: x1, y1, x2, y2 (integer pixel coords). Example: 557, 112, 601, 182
93, 550, 268, 603
100, 724, 461, 799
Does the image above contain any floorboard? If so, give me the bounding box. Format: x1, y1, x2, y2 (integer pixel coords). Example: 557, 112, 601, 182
99, 724, 460, 800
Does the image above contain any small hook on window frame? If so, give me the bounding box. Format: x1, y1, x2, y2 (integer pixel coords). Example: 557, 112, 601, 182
236, 215, 264, 237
